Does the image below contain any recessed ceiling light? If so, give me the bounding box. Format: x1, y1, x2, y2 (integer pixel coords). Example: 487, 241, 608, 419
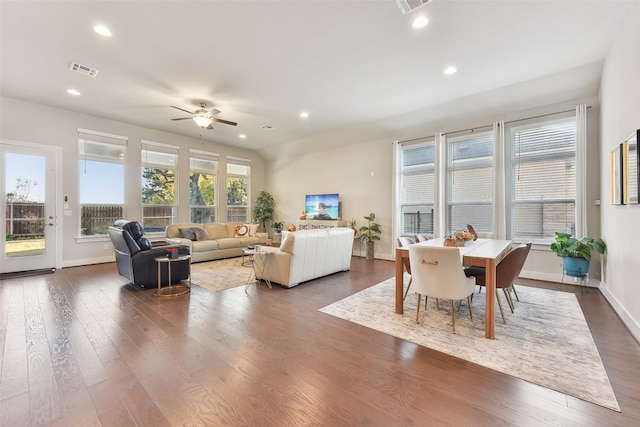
300, 112, 309, 118
444, 66, 457, 75
412, 16, 429, 29
66, 89, 81, 96
239, 134, 246, 139
93, 25, 112, 37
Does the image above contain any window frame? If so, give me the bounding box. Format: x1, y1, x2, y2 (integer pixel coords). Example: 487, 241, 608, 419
77, 129, 127, 237
505, 112, 577, 244
445, 130, 494, 236
141, 140, 178, 232
226, 156, 251, 223
189, 149, 219, 224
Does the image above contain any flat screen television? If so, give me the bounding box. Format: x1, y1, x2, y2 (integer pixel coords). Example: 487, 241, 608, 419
305, 193, 340, 220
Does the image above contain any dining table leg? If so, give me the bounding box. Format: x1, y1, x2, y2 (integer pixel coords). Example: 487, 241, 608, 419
395, 248, 405, 314
485, 258, 497, 339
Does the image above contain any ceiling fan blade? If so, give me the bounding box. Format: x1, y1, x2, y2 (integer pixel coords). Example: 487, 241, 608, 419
206, 124, 214, 130
171, 117, 192, 121
211, 108, 222, 116
213, 117, 238, 126
171, 105, 194, 115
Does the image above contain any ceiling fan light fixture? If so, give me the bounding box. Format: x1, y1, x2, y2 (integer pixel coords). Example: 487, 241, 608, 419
193, 115, 213, 128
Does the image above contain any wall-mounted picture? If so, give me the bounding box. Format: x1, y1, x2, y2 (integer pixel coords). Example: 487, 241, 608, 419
610, 144, 623, 205
622, 129, 639, 204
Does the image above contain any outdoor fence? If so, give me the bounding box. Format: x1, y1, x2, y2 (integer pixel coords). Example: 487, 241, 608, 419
5, 202, 45, 238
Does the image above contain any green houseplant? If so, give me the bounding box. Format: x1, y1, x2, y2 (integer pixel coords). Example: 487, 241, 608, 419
252, 191, 275, 232
348, 218, 358, 236
550, 232, 606, 277
359, 212, 381, 261
272, 221, 284, 233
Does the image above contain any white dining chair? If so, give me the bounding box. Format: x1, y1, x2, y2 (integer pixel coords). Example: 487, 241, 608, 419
408, 245, 477, 333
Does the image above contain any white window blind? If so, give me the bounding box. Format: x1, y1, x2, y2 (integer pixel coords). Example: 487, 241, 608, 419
508, 116, 576, 241
399, 138, 436, 235
446, 131, 494, 234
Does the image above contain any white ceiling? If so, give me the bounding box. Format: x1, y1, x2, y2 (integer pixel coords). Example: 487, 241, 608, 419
0, 1, 632, 159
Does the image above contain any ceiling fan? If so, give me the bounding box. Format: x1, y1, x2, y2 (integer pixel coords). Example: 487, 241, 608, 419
171, 102, 238, 129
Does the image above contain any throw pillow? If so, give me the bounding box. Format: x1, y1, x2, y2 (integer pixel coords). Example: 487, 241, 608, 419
193, 227, 210, 241
280, 232, 295, 253
245, 223, 259, 237
234, 224, 249, 237
179, 227, 197, 241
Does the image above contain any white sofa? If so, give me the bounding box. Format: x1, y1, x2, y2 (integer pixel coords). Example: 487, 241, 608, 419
253, 227, 354, 288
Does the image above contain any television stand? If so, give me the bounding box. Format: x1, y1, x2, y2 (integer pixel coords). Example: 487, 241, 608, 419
297, 220, 347, 230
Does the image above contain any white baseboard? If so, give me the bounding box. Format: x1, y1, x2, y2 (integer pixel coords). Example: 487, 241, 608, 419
598, 286, 640, 344
61, 255, 114, 268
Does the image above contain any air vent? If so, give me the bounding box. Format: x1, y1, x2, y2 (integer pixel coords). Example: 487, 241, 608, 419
69, 61, 99, 77
395, 0, 432, 15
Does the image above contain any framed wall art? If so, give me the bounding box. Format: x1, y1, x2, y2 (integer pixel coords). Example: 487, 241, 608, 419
622, 129, 639, 204
610, 144, 623, 205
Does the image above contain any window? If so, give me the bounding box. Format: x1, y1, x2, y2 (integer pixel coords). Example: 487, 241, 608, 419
507, 115, 576, 242
78, 129, 126, 236
399, 138, 436, 236
190, 150, 218, 223
226, 157, 250, 222
446, 131, 493, 235
141, 141, 178, 232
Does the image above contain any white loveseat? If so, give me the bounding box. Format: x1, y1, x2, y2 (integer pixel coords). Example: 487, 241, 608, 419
253, 227, 354, 288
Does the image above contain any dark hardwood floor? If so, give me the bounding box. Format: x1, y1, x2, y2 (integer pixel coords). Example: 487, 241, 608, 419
1, 257, 639, 426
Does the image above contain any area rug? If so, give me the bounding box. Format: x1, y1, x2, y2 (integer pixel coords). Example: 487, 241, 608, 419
190, 257, 253, 292
320, 277, 620, 411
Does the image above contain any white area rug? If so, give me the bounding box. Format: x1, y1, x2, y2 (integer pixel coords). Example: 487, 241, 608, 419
190, 257, 253, 292
320, 277, 620, 411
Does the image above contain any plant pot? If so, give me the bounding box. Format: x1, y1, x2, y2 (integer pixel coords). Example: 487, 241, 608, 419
563, 257, 590, 277
366, 241, 375, 261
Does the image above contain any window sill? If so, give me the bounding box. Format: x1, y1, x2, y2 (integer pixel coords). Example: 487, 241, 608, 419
75, 235, 110, 244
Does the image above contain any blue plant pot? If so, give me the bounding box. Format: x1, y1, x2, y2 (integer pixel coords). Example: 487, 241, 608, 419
563, 257, 590, 277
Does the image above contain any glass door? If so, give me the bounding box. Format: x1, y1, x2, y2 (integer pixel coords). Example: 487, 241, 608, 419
1, 142, 57, 273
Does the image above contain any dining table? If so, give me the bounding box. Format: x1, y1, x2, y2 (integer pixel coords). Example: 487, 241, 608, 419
395, 237, 512, 339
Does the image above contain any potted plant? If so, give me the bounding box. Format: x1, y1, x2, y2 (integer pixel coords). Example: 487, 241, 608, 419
550, 232, 606, 277
253, 191, 275, 232
348, 218, 358, 236
359, 212, 381, 261
272, 221, 284, 234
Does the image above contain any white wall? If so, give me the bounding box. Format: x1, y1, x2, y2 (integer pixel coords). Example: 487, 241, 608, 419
599, 3, 640, 341
1, 96, 267, 268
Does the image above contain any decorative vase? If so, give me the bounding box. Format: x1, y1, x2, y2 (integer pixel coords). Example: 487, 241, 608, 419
456, 240, 466, 247
366, 241, 375, 261
444, 237, 457, 247
563, 257, 590, 277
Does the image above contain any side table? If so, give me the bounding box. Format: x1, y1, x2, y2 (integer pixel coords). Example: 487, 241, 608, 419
154, 254, 191, 297
243, 248, 272, 291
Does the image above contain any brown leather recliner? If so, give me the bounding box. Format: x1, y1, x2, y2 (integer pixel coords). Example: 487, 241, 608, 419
108, 220, 190, 288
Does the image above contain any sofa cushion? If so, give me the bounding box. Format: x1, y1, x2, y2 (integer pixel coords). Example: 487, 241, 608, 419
179, 227, 197, 241
192, 239, 219, 251
193, 227, 210, 241
280, 232, 295, 254
234, 224, 249, 237
204, 223, 229, 240
216, 237, 242, 249
246, 223, 259, 236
